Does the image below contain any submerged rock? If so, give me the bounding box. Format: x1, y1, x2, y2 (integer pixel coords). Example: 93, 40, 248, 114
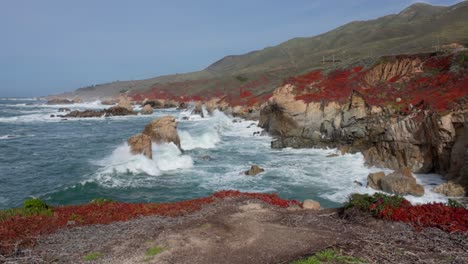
326, 153, 339, 158
245, 165, 265, 176
58, 108, 71, 112
127, 133, 152, 159
140, 104, 154, 115
142, 115, 182, 151
433, 182, 466, 197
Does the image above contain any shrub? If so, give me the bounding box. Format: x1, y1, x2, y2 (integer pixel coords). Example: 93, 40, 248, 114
24, 198, 49, 210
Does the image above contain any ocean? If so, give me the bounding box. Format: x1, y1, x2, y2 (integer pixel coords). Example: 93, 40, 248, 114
0, 98, 449, 210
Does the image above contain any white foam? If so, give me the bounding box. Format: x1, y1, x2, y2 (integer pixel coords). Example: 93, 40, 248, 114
0, 135, 15, 140
92, 142, 193, 188
179, 130, 220, 150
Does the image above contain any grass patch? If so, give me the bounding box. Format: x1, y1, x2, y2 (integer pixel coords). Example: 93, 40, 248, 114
199, 223, 212, 229
145, 246, 165, 257
0, 198, 53, 222
83, 252, 104, 261
291, 249, 366, 264
90, 198, 114, 205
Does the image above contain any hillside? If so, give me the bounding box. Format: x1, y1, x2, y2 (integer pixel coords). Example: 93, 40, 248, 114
54, 2, 468, 101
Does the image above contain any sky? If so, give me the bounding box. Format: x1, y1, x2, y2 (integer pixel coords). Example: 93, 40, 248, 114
0, 0, 463, 97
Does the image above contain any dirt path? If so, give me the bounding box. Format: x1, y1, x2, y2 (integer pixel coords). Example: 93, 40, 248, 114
9, 197, 468, 264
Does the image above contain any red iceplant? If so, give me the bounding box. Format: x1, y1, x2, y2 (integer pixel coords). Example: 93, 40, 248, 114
0, 191, 300, 255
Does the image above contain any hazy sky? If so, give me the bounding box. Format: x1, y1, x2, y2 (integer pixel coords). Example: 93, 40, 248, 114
0, 0, 463, 97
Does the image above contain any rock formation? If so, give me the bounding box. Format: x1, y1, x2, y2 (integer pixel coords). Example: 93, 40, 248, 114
259, 53, 468, 193
245, 165, 265, 176
140, 104, 154, 115
433, 182, 466, 197
302, 199, 321, 210
117, 96, 133, 111
127, 133, 152, 159
142, 115, 182, 151
367, 169, 425, 197
64, 106, 136, 118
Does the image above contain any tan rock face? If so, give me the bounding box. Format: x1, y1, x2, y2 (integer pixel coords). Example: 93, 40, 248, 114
367, 172, 385, 190
363, 57, 422, 86
127, 133, 152, 159
302, 199, 320, 210
141, 104, 154, 115
245, 165, 265, 176
143, 115, 182, 150
433, 182, 466, 197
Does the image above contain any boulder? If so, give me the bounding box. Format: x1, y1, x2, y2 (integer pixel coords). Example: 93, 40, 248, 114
433, 182, 466, 197
302, 199, 320, 210
141, 104, 154, 115
380, 171, 425, 196
367, 172, 385, 190
142, 115, 182, 150
117, 96, 133, 111
127, 133, 152, 159
245, 165, 264, 176
106, 106, 137, 116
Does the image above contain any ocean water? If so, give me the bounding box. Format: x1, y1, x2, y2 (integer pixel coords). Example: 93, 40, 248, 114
0, 98, 449, 209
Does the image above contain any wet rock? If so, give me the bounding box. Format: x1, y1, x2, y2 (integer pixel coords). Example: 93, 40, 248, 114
64, 106, 136, 118
50, 114, 55, 118
380, 170, 425, 197
326, 154, 339, 158
177, 102, 188, 110
142, 115, 182, 151
58, 108, 71, 112
433, 182, 465, 197
245, 165, 264, 176
367, 172, 385, 190
354, 181, 363, 187
141, 104, 154, 115
200, 156, 212, 161
302, 199, 320, 210
47, 98, 73, 105
127, 133, 152, 159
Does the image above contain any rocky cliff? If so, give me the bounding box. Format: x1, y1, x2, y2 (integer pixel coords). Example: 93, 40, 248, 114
259, 52, 468, 191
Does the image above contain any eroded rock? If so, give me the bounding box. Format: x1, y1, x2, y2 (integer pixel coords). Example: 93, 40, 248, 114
433, 182, 466, 197
141, 104, 154, 115
245, 165, 264, 176
142, 115, 182, 151
127, 133, 152, 159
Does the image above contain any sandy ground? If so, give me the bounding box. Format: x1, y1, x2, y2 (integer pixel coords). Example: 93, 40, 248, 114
4, 196, 468, 264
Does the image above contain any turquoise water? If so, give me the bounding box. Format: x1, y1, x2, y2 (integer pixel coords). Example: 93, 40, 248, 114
0, 98, 448, 209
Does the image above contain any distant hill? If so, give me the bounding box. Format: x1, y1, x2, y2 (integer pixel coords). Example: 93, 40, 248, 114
54, 1, 468, 100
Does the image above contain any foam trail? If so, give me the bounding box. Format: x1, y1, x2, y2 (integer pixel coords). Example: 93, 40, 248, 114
93, 142, 193, 188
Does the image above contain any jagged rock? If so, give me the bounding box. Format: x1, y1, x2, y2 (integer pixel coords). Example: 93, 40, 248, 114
380, 170, 425, 197
58, 108, 70, 112
245, 165, 264, 176
354, 181, 363, 186
47, 98, 73, 105
192, 102, 204, 118
302, 199, 320, 210
433, 182, 465, 197
141, 104, 154, 115
106, 106, 137, 116
177, 102, 188, 110
142, 115, 182, 150
127, 133, 152, 159
367, 172, 385, 190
